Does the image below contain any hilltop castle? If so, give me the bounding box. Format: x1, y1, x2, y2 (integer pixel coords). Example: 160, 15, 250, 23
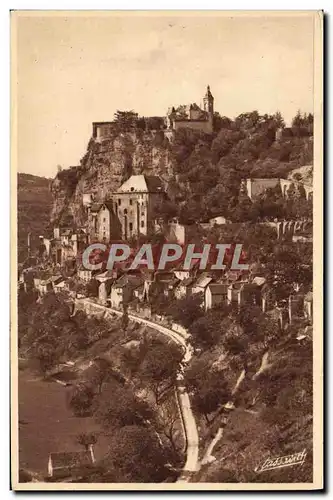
166, 85, 214, 134
91, 85, 215, 142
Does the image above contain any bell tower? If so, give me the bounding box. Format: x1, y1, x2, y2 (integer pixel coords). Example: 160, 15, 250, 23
203, 85, 214, 115
203, 85, 214, 132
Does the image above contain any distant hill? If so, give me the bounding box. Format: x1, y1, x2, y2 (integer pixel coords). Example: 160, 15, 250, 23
17, 173, 52, 263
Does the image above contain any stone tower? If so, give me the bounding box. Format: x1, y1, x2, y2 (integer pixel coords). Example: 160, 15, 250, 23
203, 85, 214, 115
203, 85, 214, 130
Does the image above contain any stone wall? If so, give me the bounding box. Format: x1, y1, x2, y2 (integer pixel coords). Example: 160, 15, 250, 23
173, 120, 213, 134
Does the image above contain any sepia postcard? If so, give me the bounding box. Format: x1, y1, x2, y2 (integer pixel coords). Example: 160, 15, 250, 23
11, 10, 323, 491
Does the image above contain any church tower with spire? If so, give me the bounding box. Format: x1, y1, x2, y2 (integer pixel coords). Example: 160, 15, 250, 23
203, 85, 214, 129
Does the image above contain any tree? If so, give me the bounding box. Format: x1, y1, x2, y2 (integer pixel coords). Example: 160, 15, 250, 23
213, 112, 232, 133
113, 110, 138, 130
272, 110, 285, 129
35, 340, 61, 374
22, 292, 76, 372
101, 425, 171, 482
121, 304, 129, 332
153, 199, 179, 222
236, 305, 280, 348
86, 278, 99, 297
156, 398, 182, 455
84, 357, 114, 394
120, 342, 145, 379
76, 432, 97, 451
95, 383, 153, 428
184, 357, 231, 422
165, 295, 204, 329
189, 307, 231, 350
235, 111, 260, 131
265, 243, 312, 301
68, 382, 95, 417
211, 128, 244, 163
138, 338, 183, 404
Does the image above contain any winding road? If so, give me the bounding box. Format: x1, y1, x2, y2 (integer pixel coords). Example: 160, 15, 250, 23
75, 299, 199, 482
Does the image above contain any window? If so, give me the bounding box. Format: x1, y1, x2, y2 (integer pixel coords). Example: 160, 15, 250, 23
118, 199, 121, 206
103, 217, 106, 222
129, 222, 133, 231
141, 211, 145, 217
129, 199, 133, 205
141, 220, 145, 228
124, 208, 128, 215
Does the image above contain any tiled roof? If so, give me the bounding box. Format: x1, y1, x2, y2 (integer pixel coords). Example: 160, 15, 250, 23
50, 275, 63, 283
208, 284, 228, 295
181, 277, 195, 287
252, 276, 266, 287
117, 175, 164, 194
49, 451, 93, 470
144, 175, 164, 192
194, 275, 213, 288
113, 274, 143, 289
95, 270, 115, 280
90, 203, 102, 213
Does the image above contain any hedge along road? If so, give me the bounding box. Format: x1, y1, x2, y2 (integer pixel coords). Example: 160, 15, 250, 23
75, 299, 199, 482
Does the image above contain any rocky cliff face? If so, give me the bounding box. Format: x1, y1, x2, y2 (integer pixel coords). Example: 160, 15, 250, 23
50, 130, 173, 227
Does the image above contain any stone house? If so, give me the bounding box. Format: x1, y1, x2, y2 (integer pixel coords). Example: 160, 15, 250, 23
288, 293, 305, 323
92, 121, 116, 143
37, 279, 53, 296
48, 447, 95, 479
22, 268, 35, 292
110, 274, 143, 309
110, 175, 165, 239
174, 259, 200, 282
140, 270, 155, 302
241, 177, 313, 202
205, 284, 228, 311
191, 274, 213, 295
240, 178, 281, 200
77, 267, 99, 282
208, 215, 229, 226
150, 272, 179, 299
304, 291, 313, 323
174, 277, 195, 300
227, 282, 247, 307
261, 284, 276, 312
95, 270, 116, 305
166, 218, 190, 245
88, 201, 121, 243
50, 227, 88, 265
53, 280, 66, 294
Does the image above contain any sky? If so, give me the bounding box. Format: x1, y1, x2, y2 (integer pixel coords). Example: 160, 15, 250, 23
14, 12, 315, 178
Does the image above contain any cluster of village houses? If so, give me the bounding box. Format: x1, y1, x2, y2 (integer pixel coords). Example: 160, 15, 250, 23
19, 253, 313, 329
19, 170, 313, 331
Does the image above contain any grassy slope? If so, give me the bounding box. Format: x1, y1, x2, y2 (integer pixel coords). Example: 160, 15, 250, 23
191, 328, 313, 483
17, 173, 52, 262
19, 367, 110, 476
